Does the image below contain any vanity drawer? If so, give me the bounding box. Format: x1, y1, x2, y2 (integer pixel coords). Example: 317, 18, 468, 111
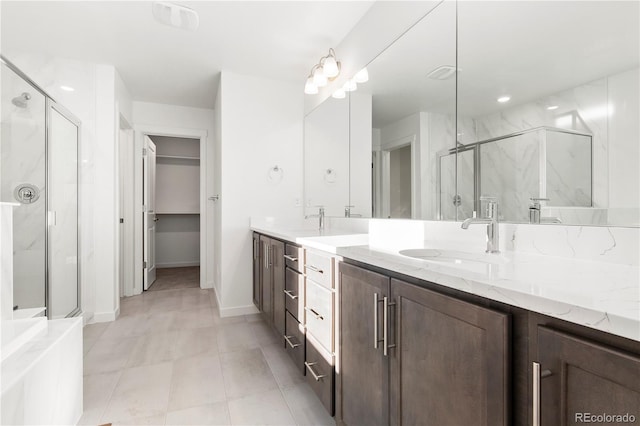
285, 266, 304, 322
284, 311, 305, 375
285, 244, 303, 273
305, 337, 335, 416
305, 279, 333, 353
305, 250, 333, 289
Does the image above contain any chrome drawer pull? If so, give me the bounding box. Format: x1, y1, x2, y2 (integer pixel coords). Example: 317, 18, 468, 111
305, 361, 326, 381
306, 265, 324, 274
532, 362, 553, 426
305, 307, 324, 321
284, 255, 298, 262
284, 335, 301, 348
283, 289, 298, 300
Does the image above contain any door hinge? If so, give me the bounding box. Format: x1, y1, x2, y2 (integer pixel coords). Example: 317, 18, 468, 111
142, 148, 147, 156
143, 261, 147, 269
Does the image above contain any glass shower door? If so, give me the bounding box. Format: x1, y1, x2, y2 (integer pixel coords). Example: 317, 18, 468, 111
47, 102, 80, 319
0, 63, 47, 311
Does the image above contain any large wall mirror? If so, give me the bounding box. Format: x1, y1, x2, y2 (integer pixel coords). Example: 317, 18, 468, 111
303, 0, 639, 227
455, 1, 639, 226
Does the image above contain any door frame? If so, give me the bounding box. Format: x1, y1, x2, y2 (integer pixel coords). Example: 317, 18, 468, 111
117, 115, 135, 298
130, 124, 208, 296
380, 135, 417, 219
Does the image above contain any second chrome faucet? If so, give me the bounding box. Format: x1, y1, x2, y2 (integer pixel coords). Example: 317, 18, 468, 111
461, 198, 500, 253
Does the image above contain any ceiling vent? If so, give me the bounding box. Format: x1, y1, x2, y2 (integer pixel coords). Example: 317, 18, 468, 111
152, 2, 199, 32
427, 65, 458, 80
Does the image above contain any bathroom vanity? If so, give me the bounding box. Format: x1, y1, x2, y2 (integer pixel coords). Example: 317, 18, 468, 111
250, 220, 640, 425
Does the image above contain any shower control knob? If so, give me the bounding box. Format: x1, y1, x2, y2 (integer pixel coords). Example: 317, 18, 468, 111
14, 183, 40, 204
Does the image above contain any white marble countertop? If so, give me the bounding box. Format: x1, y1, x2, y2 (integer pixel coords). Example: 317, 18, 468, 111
252, 226, 639, 342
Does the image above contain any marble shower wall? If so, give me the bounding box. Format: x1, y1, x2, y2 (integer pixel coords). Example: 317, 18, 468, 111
0, 65, 47, 310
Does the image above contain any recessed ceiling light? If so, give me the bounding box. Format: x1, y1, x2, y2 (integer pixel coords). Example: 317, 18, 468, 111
497, 96, 511, 103
60, 85, 75, 92
547, 105, 559, 110
427, 65, 458, 80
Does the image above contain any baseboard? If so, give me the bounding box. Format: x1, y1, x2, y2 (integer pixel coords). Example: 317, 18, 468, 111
201, 279, 214, 289
91, 310, 118, 323
218, 303, 259, 318
157, 261, 200, 268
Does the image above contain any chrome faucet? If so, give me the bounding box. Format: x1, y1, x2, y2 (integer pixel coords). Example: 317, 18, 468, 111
344, 205, 354, 218
529, 197, 562, 224
306, 206, 325, 230
461, 198, 500, 253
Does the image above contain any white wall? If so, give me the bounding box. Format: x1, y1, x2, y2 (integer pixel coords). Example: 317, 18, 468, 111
217, 71, 303, 315
132, 101, 215, 288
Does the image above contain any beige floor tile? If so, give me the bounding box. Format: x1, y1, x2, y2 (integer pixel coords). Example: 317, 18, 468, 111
84, 337, 137, 375
100, 314, 153, 340
212, 308, 247, 325
168, 354, 226, 411
208, 290, 219, 308
282, 382, 336, 426
261, 343, 306, 389
111, 414, 166, 425
77, 371, 121, 425
83, 338, 98, 356
244, 313, 263, 323
170, 307, 215, 330
101, 362, 173, 422
216, 322, 261, 353
126, 331, 181, 368
166, 402, 230, 425
227, 388, 296, 426
173, 327, 218, 359
220, 348, 279, 399
83, 322, 110, 340
250, 320, 281, 346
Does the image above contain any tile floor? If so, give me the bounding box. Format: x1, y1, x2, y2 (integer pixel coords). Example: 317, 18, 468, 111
80, 283, 336, 425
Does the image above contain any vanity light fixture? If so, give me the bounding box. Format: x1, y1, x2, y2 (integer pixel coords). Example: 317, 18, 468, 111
497, 96, 511, 103
343, 79, 357, 92
547, 105, 559, 110
332, 88, 346, 99
152, 1, 199, 31
304, 48, 341, 95
354, 67, 369, 83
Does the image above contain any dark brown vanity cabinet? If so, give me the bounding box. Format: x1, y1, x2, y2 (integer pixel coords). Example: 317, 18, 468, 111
284, 243, 306, 373
337, 262, 510, 426
534, 326, 640, 425
254, 233, 285, 335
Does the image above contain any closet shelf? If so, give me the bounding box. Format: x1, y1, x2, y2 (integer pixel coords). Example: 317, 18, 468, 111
156, 154, 200, 161
156, 212, 200, 215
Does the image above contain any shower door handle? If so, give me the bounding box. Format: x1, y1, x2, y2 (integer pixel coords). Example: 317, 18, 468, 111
48, 211, 57, 226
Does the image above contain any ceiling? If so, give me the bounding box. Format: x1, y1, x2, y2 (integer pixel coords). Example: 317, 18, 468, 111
1, 1, 374, 109
360, 1, 640, 128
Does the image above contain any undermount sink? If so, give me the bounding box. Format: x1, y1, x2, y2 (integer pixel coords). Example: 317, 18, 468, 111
398, 248, 510, 266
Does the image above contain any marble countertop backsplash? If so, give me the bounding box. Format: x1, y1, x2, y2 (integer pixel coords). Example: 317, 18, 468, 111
250, 217, 640, 341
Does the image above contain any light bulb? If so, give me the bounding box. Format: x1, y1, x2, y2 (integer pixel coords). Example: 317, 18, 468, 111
323, 56, 339, 78
497, 96, 511, 103
313, 66, 327, 87
343, 80, 357, 92
354, 68, 369, 83
332, 89, 346, 99
304, 77, 318, 95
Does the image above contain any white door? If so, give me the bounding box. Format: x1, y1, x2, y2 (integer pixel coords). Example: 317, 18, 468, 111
143, 136, 157, 290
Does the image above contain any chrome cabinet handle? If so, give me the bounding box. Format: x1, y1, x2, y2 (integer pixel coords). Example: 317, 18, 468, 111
374, 293, 379, 349
263, 242, 268, 269
283, 289, 298, 300
284, 335, 300, 348
305, 362, 326, 381
305, 307, 323, 321
306, 265, 323, 274
253, 239, 257, 260
532, 361, 553, 426
268, 245, 273, 267
383, 297, 396, 357
284, 254, 298, 262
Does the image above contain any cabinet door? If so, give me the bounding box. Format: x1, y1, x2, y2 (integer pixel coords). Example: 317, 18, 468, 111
537, 327, 640, 425
259, 235, 272, 324
271, 239, 286, 337
390, 279, 509, 426
337, 262, 390, 426
252, 233, 261, 309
